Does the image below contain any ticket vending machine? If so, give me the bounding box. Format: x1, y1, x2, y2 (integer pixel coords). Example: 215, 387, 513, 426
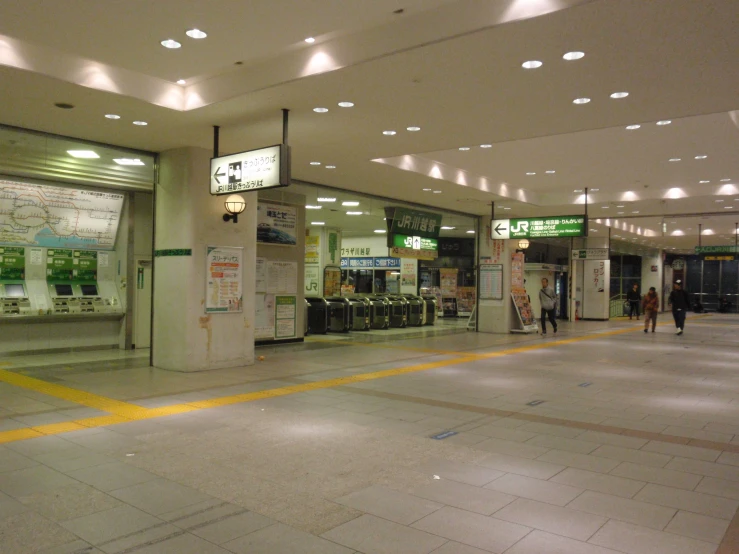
0, 282, 33, 315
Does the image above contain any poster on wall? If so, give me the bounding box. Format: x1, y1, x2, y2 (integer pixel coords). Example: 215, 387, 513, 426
480, 264, 503, 300
267, 260, 298, 294
440, 268, 458, 297
257, 203, 297, 246
305, 235, 320, 264
0, 246, 25, 279
275, 296, 297, 339
205, 246, 243, 313
324, 266, 341, 296
0, 179, 124, 250
255, 293, 276, 339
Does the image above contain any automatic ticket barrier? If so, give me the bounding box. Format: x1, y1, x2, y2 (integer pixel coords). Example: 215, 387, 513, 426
421, 296, 438, 325
325, 297, 351, 333
365, 295, 390, 329
384, 295, 408, 328
347, 297, 371, 331
402, 295, 425, 327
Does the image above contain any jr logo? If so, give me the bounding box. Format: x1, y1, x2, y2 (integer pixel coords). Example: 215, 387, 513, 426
510, 221, 529, 234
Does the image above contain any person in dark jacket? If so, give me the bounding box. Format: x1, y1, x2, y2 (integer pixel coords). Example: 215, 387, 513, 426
642, 286, 659, 333
668, 280, 690, 335
626, 283, 641, 320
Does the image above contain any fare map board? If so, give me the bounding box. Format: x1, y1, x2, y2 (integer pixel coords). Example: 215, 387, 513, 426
0, 179, 124, 250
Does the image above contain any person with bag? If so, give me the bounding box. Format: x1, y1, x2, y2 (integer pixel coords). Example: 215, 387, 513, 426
642, 286, 659, 333
626, 283, 641, 320
668, 280, 690, 335
539, 277, 558, 335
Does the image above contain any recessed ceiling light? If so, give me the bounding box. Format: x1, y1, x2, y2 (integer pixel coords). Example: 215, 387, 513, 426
626, 124, 641, 130
459, 147, 470, 151
407, 126, 421, 132
441, 226, 456, 230
374, 229, 386, 234
176, 79, 186, 85
610, 92, 629, 99
466, 230, 475, 234
133, 121, 148, 126
715, 199, 724, 202
725, 206, 734, 209
422, 188, 432, 191
311, 221, 325, 225
305, 205, 322, 209
480, 144, 492, 148
546, 170, 556, 174
113, 158, 145, 166
433, 190, 442, 194
105, 114, 120, 120
526, 172, 536, 176
573, 189, 583, 193
342, 201, 359, 206
309, 161, 321, 166
383, 130, 397, 136
305, 37, 315, 43
695, 155, 707, 159
669, 158, 681, 162
632, 211, 640, 214
313, 107, 328, 113
346, 211, 362, 215
325, 165, 336, 169
573, 98, 591, 104
721, 178, 732, 182
160, 39, 181, 49
67, 150, 99, 159
656, 120, 672, 126
602, 206, 609, 209
590, 188, 600, 192
503, 207, 511, 210
185, 29, 207, 39
338, 101, 354, 108
618, 212, 625, 215
700, 180, 710, 183
522, 60, 543, 69
317, 197, 336, 202
563, 51, 585, 60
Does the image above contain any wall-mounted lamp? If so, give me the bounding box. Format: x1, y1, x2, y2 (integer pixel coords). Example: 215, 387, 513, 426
518, 239, 530, 250
223, 194, 246, 223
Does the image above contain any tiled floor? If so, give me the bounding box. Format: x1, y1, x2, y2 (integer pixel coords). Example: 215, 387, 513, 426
1, 314, 739, 553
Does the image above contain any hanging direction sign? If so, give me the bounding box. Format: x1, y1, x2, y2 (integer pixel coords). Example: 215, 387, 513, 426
491, 216, 586, 240
695, 245, 739, 254
210, 144, 291, 195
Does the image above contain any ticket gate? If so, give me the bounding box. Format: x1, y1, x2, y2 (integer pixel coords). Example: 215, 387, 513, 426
421, 296, 438, 325
385, 295, 408, 328
365, 295, 390, 329
402, 295, 425, 327
305, 297, 329, 334
326, 297, 350, 333
304, 299, 311, 336
348, 298, 371, 331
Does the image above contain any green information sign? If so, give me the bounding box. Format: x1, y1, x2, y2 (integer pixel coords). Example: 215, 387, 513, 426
491, 215, 586, 239
386, 207, 443, 239
275, 295, 297, 339
0, 246, 25, 280
695, 245, 739, 254
391, 234, 439, 251
47, 268, 74, 281
47, 249, 75, 270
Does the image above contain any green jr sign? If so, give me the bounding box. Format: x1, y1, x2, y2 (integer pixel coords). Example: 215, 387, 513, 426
491, 215, 586, 240
385, 207, 443, 239
391, 234, 438, 251
695, 245, 739, 254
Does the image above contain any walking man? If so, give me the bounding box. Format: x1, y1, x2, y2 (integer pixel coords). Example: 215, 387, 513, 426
539, 278, 558, 335
642, 286, 659, 333
668, 280, 690, 335
626, 283, 641, 320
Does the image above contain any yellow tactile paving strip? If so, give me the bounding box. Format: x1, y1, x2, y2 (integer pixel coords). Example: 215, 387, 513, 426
0, 317, 714, 448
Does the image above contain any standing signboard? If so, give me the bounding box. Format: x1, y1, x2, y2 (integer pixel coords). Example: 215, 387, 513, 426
205, 246, 243, 313
210, 145, 290, 195
510, 252, 537, 333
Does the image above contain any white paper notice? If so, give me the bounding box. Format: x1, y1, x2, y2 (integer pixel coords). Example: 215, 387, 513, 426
98, 252, 109, 268
255, 257, 267, 293
30, 248, 43, 265
255, 293, 275, 339
267, 261, 298, 294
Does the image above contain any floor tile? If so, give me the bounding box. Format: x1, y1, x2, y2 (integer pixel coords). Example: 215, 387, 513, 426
478, 453, 565, 480
322, 514, 447, 554
667, 456, 739, 482
589, 520, 719, 554
0, 511, 79, 553
335, 485, 442, 525
634, 482, 739, 519
0, 448, 39, 472
696, 475, 739, 500
568, 489, 678, 530
550, 467, 646, 498
412, 506, 531, 553
589, 445, 672, 468
36, 540, 103, 554
32, 449, 114, 473
412, 479, 515, 515
484, 474, 583, 506
470, 424, 539, 442
5, 436, 78, 457
526, 435, 599, 454
537, 450, 621, 474
0, 465, 77, 498
518, 422, 584, 439
665, 510, 730, 544
718, 451, 739, 467
474, 437, 550, 459
576, 431, 649, 450
415, 459, 504, 487
131, 533, 232, 553
18, 482, 121, 522
60, 504, 164, 545
224, 522, 354, 554
190, 511, 276, 544
493, 498, 607, 541
67, 461, 158, 491
640, 441, 720, 462
429, 542, 491, 554
109, 478, 213, 516
610, 461, 702, 490
0, 493, 29, 519
506, 529, 623, 553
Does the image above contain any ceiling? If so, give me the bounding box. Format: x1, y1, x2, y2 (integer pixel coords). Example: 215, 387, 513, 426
0, 0, 738, 252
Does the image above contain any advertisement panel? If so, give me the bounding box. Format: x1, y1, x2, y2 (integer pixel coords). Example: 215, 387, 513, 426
257, 203, 297, 246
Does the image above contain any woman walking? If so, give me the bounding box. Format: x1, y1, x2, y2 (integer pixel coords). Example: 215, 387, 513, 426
642, 286, 659, 333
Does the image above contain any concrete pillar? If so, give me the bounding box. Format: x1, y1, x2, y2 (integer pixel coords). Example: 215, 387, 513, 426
153, 147, 257, 371
477, 226, 517, 333
572, 236, 611, 320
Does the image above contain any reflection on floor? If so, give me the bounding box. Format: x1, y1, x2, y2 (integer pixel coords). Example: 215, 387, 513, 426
1, 314, 739, 553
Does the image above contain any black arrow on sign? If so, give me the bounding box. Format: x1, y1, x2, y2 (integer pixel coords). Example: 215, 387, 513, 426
494, 223, 507, 234
213, 166, 226, 183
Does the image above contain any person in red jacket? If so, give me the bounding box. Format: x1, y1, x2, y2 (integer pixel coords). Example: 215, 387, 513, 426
642, 286, 659, 333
